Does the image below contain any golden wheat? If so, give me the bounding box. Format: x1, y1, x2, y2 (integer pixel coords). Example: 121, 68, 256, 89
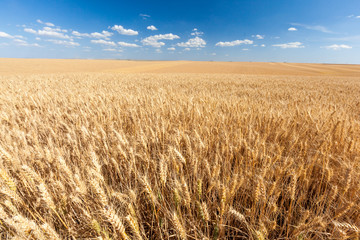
0, 69, 359, 239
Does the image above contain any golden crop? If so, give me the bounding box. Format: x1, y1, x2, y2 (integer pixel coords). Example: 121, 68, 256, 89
0, 67, 359, 239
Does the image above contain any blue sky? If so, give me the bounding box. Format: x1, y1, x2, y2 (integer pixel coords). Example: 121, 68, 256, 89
1, 0, 360, 63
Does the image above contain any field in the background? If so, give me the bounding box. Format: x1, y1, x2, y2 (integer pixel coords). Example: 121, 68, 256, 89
1, 58, 360, 76
0, 59, 359, 239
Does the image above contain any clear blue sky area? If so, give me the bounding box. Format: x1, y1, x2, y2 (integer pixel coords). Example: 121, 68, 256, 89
1, 0, 360, 63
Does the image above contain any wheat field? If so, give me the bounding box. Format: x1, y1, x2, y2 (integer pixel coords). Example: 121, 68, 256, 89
0, 59, 360, 239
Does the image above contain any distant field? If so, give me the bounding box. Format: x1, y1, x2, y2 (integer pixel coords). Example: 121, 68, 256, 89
0, 59, 359, 239
1, 58, 360, 76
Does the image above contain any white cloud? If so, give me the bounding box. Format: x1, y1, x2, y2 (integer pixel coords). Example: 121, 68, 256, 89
292, 23, 333, 33
91, 31, 113, 39
273, 42, 304, 49
140, 14, 151, 19
254, 34, 264, 39
111, 25, 138, 35
348, 15, 360, 19
177, 36, 206, 48
191, 28, 204, 36
103, 48, 122, 52
215, 39, 253, 47
143, 40, 164, 48
72, 31, 90, 37
24, 28, 71, 39
261, 44, 266, 47
167, 47, 176, 51
243, 48, 249, 51
142, 33, 180, 48
38, 30, 70, 39
147, 25, 157, 31
211, 53, 216, 56
91, 39, 116, 46
13, 39, 40, 47
22, 43, 41, 47
13, 39, 26, 44
155, 49, 162, 53
46, 39, 80, 46
323, 44, 352, 50
117, 41, 140, 47
72, 30, 113, 39
288, 27, 297, 31
24, 28, 37, 34
0, 31, 14, 38
37, 19, 55, 27
184, 48, 191, 51
43, 27, 67, 33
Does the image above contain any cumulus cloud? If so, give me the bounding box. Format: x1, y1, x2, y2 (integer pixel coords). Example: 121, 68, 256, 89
117, 41, 140, 47
43, 27, 67, 33
91, 39, 116, 46
142, 33, 180, 48
111, 25, 138, 35
46, 39, 80, 46
261, 44, 266, 47
91, 31, 113, 39
191, 28, 204, 36
184, 48, 191, 51
273, 42, 304, 48
147, 25, 157, 31
215, 39, 253, 47
167, 47, 176, 51
177, 36, 206, 48
323, 44, 352, 50
37, 19, 55, 27
24, 28, 37, 34
72, 30, 113, 39
288, 27, 297, 31
0, 31, 14, 38
24, 28, 71, 39
253, 34, 264, 39
72, 31, 90, 37
38, 30, 70, 38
